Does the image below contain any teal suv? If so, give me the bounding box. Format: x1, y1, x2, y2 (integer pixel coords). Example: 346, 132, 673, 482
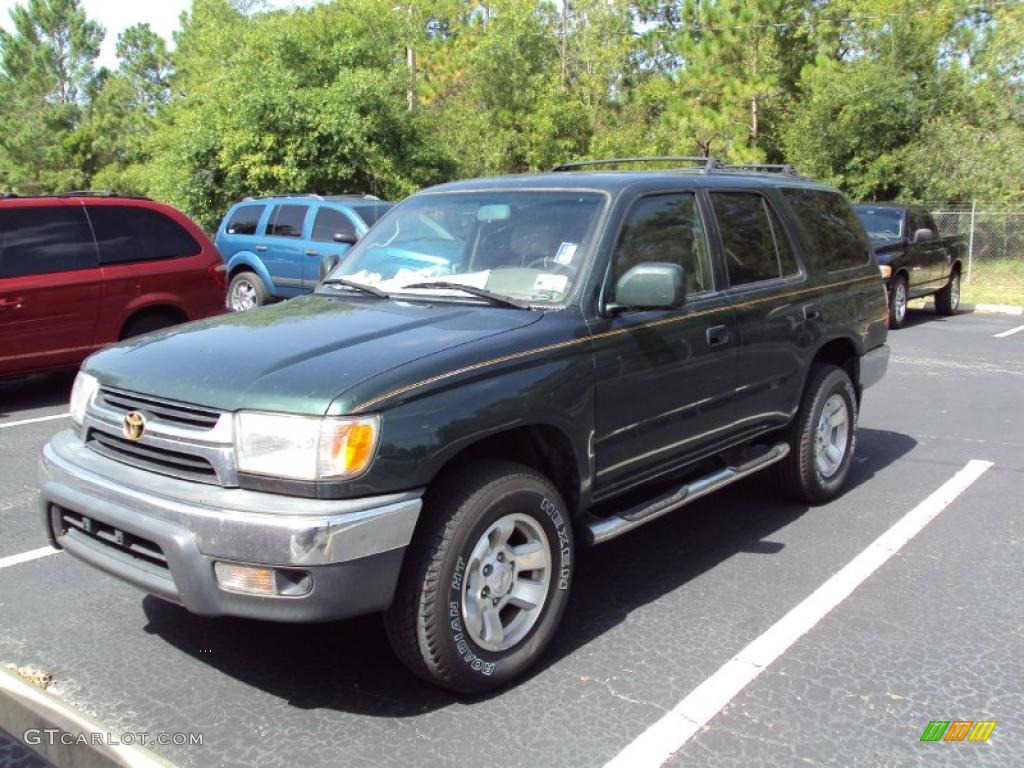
216, 194, 393, 311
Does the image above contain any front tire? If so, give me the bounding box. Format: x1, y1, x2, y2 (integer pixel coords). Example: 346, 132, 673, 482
888, 275, 908, 329
776, 364, 858, 504
935, 269, 960, 316
384, 460, 574, 694
227, 271, 268, 312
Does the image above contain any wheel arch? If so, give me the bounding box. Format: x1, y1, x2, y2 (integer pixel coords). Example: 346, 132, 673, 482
807, 335, 861, 403
426, 423, 583, 518
118, 302, 189, 340
226, 253, 274, 291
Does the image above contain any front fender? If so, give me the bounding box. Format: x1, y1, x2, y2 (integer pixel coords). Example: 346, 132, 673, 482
325, 311, 598, 511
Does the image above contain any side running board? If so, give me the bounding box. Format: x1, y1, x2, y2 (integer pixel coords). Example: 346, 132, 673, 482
583, 442, 790, 545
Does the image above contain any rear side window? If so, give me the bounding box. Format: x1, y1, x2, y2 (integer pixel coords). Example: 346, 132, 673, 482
782, 189, 871, 272
0, 205, 97, 277
711, 192, 799, 286
351, 203, 393, 227
613, 193, 713, 295
87, 205, 201, 265
267, 205, 308, 238
311, 207, 357, 243
226, 204, 264, 235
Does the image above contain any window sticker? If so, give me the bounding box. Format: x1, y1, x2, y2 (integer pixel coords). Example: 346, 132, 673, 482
554, 242, 578, 265
534, 273, 569, 293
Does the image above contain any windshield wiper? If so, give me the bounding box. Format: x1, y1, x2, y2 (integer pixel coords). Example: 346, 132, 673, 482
320, 278, 389, 299
401, 281, 531, 310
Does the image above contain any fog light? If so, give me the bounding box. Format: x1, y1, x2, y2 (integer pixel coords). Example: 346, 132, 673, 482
214, 562, 279, 595
213, 562, 312, 596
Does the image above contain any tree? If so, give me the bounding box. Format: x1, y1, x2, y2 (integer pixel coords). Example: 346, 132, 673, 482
0, 0, 103, 191
146, 0, 453, 229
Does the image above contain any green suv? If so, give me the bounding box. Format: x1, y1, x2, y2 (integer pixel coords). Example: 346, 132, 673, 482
40, 159, 889, 693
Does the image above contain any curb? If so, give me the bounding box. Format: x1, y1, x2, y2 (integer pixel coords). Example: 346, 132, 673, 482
969, 303, 1024, 316
916, 300, 1024, 316
0, 666, 172, 768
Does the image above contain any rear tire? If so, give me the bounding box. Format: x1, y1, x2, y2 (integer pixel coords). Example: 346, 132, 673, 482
384, 460, 574, 694
935, 269, 960, 316
776, 364, 858, 504
227, 271, 268, 312
888, 275, 908, 329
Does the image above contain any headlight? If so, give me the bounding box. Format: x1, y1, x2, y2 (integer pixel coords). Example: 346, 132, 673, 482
69, 372, 100, 426
879, 265, 893, 278
234, 412, 380, 481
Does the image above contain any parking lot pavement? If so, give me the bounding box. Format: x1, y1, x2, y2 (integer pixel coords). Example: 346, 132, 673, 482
0, 308, 1021, 767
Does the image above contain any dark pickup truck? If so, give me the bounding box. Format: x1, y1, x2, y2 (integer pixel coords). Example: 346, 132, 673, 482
40, 159, 889, 693
854, 203, 966, 328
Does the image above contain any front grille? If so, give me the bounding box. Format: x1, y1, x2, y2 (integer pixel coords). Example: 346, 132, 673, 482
87, 428, 219, 484
55, 505, 168, 572
98, 387, 221, 430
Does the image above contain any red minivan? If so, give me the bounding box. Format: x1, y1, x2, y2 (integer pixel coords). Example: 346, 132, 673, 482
0, 194, 226, 379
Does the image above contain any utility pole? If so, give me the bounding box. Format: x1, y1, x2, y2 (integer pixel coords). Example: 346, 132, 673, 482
405, 4, 416, 111
561, 0, 569, 87
967, 199, 976, 284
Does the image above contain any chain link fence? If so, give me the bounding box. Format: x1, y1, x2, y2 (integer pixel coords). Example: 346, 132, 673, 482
926, 203, 1024, 285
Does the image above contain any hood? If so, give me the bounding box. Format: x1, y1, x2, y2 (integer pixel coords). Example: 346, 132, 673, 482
870, 237, 905, 256
86, 295, 542, 415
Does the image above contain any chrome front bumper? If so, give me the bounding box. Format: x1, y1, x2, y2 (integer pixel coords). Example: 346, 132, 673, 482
39, 430, 423, 621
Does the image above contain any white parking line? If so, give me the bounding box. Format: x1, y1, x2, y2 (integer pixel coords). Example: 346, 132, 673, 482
0, 413, 68, 430
0, 546, 61, 570
604, 459, 994, 768
993, 324, 1024, 338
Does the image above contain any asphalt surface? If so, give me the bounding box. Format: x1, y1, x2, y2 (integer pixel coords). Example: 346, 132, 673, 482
0, 308, 1021, 767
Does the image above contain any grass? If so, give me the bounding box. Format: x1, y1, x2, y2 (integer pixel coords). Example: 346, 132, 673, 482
961, 260, 1024, 307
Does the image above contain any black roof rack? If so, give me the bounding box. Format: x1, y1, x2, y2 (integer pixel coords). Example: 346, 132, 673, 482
57, 190, 153, 200
552, 156, 720, 172
551, 156, 808, 178
242, 193, 381, 202
715, 163, 804, 177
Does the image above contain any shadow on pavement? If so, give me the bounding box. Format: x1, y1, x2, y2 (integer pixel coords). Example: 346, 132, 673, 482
0, 372, 75, 419
140, 427, 917, 716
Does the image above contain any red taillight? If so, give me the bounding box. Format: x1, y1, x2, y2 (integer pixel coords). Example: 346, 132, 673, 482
209, 262, 228, 288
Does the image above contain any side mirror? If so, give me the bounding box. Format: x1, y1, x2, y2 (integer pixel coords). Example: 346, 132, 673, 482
333, 232, 358, 245
608, 262, 686, 313
912, 228, 934, 244
319, 254, 341, 281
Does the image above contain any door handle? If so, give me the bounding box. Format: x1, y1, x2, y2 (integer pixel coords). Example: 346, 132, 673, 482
255, 245, 268, 252
0, 297, 23, 312
706, 325, 731, 347
305, 249, 319, 256
803, 304, 823, 321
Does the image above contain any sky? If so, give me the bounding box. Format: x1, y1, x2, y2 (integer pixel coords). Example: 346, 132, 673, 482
0, 0, 320, 69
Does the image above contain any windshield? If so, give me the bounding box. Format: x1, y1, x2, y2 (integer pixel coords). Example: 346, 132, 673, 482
322, 190, 606, 305
855, 207, 903, 241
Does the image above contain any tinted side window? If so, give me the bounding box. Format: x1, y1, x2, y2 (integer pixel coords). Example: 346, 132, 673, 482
87, 206, 201, 265
711, 192, 798, 286
226, 204, 264, 235
613, 193, 713, 295
311, 207, 356, 243
906, 208, 923, 235
267, 205, 307, 238
781, 189, 871, 272
351, 203, 393, 227
0, 205, 97, 277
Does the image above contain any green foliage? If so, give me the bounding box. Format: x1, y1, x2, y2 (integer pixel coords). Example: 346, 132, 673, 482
0, 0, 1021, 210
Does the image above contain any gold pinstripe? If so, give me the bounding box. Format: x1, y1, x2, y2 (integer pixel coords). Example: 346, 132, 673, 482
350, 274, 881, 412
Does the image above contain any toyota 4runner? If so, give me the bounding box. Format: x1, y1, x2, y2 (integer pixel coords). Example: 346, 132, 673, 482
40, 159, 890, 693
